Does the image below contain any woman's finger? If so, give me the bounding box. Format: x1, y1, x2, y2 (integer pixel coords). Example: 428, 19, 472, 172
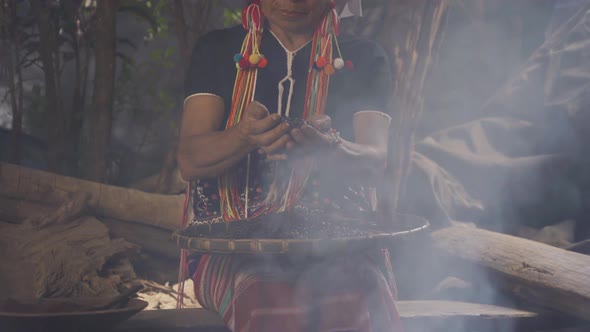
253, 122, 290, 146
285, 140, 296, 150
250, 113, 281, 134
260, 134, 292, 155
289, 128, 309, 144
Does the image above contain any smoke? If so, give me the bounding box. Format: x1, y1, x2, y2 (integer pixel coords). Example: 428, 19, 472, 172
390, 1, 588, 331
252, 3, 581, 330
179, 2, 590, 332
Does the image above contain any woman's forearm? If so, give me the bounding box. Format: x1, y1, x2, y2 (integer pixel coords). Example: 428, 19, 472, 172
177, 126, 255, 180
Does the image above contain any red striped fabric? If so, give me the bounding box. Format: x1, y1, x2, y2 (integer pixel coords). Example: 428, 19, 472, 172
191, 252, 405, 332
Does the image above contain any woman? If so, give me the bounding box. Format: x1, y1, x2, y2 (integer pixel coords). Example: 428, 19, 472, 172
177, 0, 403, 331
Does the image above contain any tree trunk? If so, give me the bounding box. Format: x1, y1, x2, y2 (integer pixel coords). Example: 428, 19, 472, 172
62, 0, 87, 175
31, 0, 64, 173
431, 224, 590, 321
81, 0, 118, 182
6, 0, 23, 165
0, 162, 184, 231
172, 0, 190, 70
376, 0, 450, 216
183, 0, 214, 49
157, 0, 214, 193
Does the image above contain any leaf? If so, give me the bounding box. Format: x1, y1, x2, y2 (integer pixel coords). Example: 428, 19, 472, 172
150, 49, 161, 61
163, 46, 174, 59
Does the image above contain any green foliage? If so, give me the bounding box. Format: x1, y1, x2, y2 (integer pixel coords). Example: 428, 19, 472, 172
149, 46, 175, 68
223, 7, 242, 28
139, 0, 170, 40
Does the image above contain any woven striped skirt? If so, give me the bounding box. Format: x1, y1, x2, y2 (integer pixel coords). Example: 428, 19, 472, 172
189, 250, 404, 332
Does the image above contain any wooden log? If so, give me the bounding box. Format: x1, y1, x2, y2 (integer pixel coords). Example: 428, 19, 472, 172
101, 218, 180, 259
114, 301, 547, 332
431, 224, 590, 321
0, 162, 185, 231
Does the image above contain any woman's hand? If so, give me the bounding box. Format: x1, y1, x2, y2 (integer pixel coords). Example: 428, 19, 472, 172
288, 115, 340, 157
235, 101, 293, 160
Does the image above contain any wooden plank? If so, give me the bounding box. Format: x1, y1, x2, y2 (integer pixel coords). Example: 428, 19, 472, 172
431, 224, 590, 321
399, 301, 551, 332
115, 301, 543, 332
397, 300, 537, 319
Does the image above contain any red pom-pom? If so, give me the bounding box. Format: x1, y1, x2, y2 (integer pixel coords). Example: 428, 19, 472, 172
344, 60, 354, 70
239, 58, 250, 69
258, 57, 268, 68
328, 0, 336, 9
316, 56, 328, 68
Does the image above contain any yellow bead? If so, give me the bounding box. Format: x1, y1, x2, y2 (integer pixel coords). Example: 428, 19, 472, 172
249, 54, 262, 65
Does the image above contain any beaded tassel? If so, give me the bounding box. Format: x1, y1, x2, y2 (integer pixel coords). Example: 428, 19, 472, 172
219, 1, 265, 221
304, 3, 341, 119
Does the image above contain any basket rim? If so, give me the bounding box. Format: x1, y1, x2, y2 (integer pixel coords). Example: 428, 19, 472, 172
172, 213, 430, 254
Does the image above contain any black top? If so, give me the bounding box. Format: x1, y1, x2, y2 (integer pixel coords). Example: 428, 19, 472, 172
184, 24, 393, 223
